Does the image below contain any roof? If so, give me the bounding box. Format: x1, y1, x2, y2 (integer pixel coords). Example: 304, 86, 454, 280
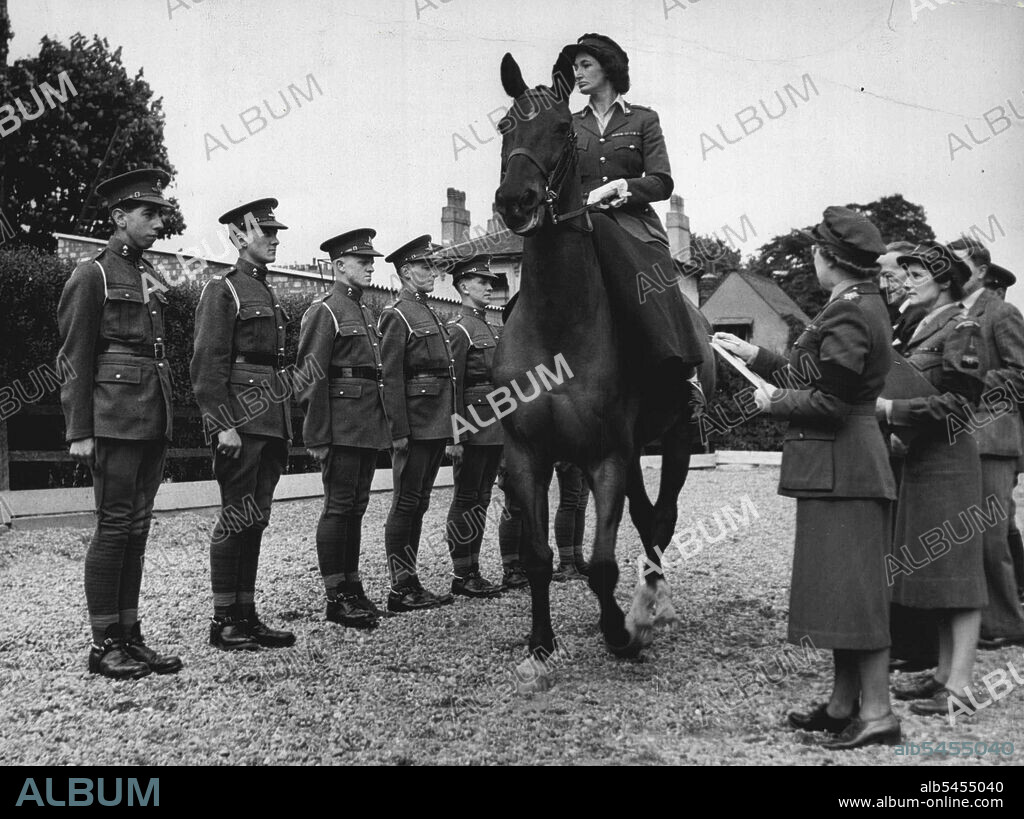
734, 273, 811, 323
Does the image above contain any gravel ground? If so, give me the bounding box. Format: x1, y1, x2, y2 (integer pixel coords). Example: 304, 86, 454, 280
1, 466, 1022, 766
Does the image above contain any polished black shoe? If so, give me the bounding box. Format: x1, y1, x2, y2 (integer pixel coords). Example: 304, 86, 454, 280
823, 712, 901, 750
910, 688, 965, 717
327, 594, 379, 629
787, 702, 855, 734
452, 571, 504, 598
977, 635, 1024, 650
501, 562, 529, 589
892, 674, 943, 701
346, 583, 382, 618
553, 563, 588, 582
209, 616, 259, 651
246, 612, 296, 648
387, 580, 454, 613
122, 621, 183, 675
88, 625, 151, 680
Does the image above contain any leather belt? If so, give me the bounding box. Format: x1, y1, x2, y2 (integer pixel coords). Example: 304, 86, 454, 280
409, 369, 451, 379
330, 366, 382, 380
849, 402, 880, 416
100, 341, 166, 359
464, 380, 494, 389
235, 353, 286, 369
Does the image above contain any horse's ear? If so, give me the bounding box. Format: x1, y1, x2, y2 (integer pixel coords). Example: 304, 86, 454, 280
551, 51, 574, 104
501, 53, 528, 98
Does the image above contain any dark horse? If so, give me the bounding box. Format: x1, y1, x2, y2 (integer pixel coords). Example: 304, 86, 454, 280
493, 52, 716, 689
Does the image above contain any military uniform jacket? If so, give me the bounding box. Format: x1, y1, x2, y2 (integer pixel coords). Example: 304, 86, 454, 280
190, 261, 291, 442
56, 237, 173, 442
750, 281, 896, 500
963, 289, 1024, 457
378, 288, 456, 441
295, 286, 389, 450
573, 102, 673, 246
889, 303, 987, 435
448, 305, 503, 446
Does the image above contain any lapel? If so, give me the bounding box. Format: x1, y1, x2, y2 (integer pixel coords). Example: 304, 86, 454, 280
966, 288, 991, 321
602, 103, 629, 136
907, 304, 960, 349
574, 110, 602, 140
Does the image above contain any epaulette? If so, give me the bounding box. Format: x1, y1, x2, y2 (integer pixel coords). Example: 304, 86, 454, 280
211, 274, 225, 281
841, 291, 861, 302
629, 103, 654, 112
446, 316, 464, 326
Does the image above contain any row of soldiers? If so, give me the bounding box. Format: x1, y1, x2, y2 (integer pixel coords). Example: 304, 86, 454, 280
56, 169, 530, 680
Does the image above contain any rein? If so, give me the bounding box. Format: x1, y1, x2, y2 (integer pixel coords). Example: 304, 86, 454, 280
503, 128, 591, 229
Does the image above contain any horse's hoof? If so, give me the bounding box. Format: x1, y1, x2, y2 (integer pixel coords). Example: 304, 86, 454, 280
606, 628, 648, 659
512, 656, 552, 695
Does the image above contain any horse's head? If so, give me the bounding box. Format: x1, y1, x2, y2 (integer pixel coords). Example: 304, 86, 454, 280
494, 52, 577, 236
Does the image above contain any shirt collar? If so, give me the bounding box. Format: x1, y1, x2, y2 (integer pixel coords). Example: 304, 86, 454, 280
108, 236, 143, 263
960, 287, 985, 310
586, 95, 628, 120
236, 259, 267, 281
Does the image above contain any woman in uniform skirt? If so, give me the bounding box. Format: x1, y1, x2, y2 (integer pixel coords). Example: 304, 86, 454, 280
716, 207, 900, 750
879, 242, 987, 717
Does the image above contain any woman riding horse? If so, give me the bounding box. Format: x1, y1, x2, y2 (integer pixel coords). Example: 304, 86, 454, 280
559, 33, 705, 416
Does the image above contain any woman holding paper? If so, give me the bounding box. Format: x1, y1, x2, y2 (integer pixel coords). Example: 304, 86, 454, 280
714, 206, 899, 750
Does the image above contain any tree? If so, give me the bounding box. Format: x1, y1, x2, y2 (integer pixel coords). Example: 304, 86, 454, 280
747, 194, 935, 318
1, 33, 185, 250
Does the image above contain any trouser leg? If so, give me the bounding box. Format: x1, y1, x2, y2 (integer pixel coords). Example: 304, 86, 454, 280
119, 440, 167, 627
236, 437, 287, 611
384, 439, 445, 586
85, 439, 153, 644
980, 456, 1024, 639
447, 445, 501, 576
555, 463, 587, 565
317, 446, 377, 597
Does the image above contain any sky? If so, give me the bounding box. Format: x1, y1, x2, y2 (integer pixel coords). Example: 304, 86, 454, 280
8, 0, 1024, 307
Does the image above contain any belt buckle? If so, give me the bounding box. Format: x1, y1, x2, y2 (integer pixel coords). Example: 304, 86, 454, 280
276, 354, 286, 370
375, 366, 383, 382
448, 365, 456, 381
153, 341, 166, 359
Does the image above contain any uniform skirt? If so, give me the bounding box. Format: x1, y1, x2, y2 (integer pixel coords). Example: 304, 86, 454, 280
788, 498, 892, 650
892, 431, 987, 609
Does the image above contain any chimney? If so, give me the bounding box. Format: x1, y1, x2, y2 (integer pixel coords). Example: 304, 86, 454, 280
666, 195, 691, 262
441, 188, 471, 246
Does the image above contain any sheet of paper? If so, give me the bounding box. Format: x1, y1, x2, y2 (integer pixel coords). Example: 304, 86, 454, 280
709, 340, 771, 390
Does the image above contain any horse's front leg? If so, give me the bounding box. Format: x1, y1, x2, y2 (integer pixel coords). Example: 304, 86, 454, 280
586, 453, 645, 658
504, 439, 555, 691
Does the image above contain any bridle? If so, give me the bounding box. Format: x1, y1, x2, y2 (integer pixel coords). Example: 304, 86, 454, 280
502, 124, 591, 228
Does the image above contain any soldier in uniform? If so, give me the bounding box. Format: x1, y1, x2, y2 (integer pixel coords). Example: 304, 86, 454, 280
983, 264, 1024, 600
191, 198, 295, 651
947, 238, 1024, 648
379, 235, 457, 612
57, 168, 183, 679
444, 255, 504, 598
296, 229, 390, 629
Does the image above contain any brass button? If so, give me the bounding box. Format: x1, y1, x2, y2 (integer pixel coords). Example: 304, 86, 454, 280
599, 157, 606, 163
599, 138, 606, 143
602, 176, 609, 182
248, 379, 255, 384
115, 374, 121, 379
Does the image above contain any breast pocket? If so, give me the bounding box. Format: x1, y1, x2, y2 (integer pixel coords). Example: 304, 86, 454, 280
103, 287, 146, 342
409, 324, 449, 365
237, 302, 276, 351
780, 428, 836, 492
